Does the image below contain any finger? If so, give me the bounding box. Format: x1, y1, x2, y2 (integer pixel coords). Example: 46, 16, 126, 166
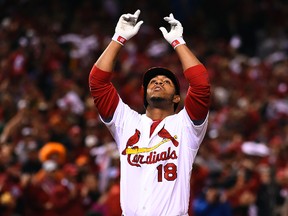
124, 10, 140, 23
123, 15, 130, 21
129, 9, 141, 20
169, 13, 174, 19
134, 20, 144, 31
134, 9, 141, 18
163, 16, 172, 22
159, 27, 168, 36
168, 20, 178, 25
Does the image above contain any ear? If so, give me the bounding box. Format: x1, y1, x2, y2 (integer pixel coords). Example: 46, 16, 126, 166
173, 95, 180, 104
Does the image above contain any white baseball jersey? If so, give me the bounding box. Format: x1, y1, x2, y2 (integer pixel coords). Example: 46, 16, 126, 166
101, 99, 208, 216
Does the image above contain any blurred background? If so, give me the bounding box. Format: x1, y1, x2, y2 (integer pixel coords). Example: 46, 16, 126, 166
0, 0, 287, 215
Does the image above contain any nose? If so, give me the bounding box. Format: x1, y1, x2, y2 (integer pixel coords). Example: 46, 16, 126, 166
154, 81, 164, 86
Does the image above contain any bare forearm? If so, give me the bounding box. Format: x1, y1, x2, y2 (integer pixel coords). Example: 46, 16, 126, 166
175, 44, 202, 70
95, 41, 123, 72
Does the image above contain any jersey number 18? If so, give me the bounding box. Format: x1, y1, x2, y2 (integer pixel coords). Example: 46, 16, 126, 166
157, 163, 177, 182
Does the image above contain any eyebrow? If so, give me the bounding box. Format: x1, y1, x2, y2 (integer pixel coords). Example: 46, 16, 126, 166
150, 76, 171, 81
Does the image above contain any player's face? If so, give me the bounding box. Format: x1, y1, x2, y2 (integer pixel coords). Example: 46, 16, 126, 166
146, 75, 180, 105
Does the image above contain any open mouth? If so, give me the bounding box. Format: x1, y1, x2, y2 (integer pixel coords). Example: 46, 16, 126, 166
153, 86, 163, 91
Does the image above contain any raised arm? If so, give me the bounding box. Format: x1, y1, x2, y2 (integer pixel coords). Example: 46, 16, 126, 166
95, 41, 122, 72
95, 9, 143, 71
174, 45, 202, 71
89, 10, 143, 121
159, 14, 210, 123
159, 13, 201, 70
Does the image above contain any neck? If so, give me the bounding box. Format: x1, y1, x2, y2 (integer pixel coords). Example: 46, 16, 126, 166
145, 106, 175, 120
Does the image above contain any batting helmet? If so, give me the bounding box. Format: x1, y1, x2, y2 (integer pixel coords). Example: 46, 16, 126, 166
143, 67, 180, 111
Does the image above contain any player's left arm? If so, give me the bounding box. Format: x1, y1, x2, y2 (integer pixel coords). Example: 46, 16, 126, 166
159, 14, 210, 124
176, 45, 210, 124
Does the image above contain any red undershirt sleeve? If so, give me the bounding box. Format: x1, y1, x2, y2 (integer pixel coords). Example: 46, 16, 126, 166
184, 64, 210, 122
89, 65, 120, 120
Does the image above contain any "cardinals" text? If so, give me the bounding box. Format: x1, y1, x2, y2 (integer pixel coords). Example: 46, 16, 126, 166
127, 147, 177, 167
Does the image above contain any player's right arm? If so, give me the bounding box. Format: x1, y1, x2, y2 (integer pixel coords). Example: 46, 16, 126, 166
94, 41, 122, 72
89, 10, 143, 121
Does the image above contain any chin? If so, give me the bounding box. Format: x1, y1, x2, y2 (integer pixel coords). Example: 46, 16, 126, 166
150, 97, 165, 103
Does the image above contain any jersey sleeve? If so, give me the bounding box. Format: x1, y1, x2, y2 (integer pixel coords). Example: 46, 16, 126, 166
89, 65, 120, 120
183, 64, 210, 124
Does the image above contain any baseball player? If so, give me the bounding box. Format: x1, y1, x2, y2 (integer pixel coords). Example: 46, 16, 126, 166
89, 9, 210, 216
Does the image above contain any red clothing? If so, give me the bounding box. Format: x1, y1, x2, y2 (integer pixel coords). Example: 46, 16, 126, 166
89, 65, 210, 121
24, 172, 85, 216
184, 64, 210, 121
89, 66, 119, 119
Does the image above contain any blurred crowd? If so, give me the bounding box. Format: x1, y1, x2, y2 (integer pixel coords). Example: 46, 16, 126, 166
0, 0, 288, 215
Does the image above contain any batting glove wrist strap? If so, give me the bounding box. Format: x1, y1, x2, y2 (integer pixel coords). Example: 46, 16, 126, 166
171, 37, 186, 49
112, 33, 127, 46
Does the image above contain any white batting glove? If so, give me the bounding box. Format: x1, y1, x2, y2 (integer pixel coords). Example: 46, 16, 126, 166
112, 9, 143, 46
159, 13, 186, 49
